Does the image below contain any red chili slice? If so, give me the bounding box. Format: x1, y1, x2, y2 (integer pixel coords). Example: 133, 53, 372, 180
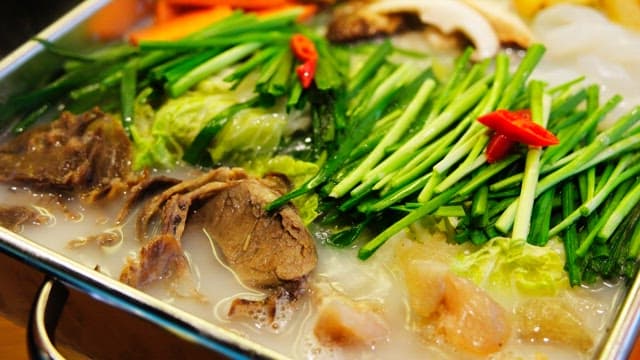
485, 133, 516, 163
290, 33, 318, 63
296, 59, 316, 89
477, 109, 559, 147
291, 33, 318, 89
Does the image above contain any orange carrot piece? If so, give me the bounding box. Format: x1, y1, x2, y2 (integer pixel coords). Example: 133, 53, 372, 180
129, 5, 233, 45
155, 0, 180, 24
166, 0, 290, 9
88, 0, 152, 40
255, 3, 318, 22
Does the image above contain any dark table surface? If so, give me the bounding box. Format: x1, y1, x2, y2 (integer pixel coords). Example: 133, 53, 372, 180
0, 0, 82, 57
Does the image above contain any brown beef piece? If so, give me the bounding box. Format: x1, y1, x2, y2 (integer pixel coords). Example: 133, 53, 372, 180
0, 108, 131, 194
124, 168, 317, 290
116, 174, 182, 224
120, 234, 188, 289
327, 1, 419, 42
135, 168, 247, 240
0, 204, 48, 232
198, 178, 317, 289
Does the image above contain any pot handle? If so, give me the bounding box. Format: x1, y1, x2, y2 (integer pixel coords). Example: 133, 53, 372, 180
27, 278, 69, 360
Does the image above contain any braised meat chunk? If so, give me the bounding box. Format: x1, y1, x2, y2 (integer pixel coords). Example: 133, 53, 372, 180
0, 108, 131, 198
121, 167, 317, 290
120, 234, 189, 289
198, 176, 317, 288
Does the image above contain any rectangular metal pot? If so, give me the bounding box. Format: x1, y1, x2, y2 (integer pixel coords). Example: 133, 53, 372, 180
0, 1, 638, 359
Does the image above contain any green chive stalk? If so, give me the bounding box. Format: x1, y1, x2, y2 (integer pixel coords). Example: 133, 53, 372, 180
330, 78, 436, 198
512, 81, 550, 240
358, 182, 465, 260
577, 180, 634, 257
497, 106, 640, 233
597, 180, 640, 242
169, 42, 262, 97
348, 40, 393, 96
549, 154, 640, 236
561, 181, 581, 286
364, 79, 489, 184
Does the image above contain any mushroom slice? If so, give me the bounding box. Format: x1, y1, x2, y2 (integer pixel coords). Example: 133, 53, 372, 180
462, 0, 534, 48
368, 0, 500, 60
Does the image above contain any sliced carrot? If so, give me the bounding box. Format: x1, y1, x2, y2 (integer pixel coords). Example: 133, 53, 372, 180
129, 5, 233, 45
88, 0, 153, 40
155, 0, 180, 24
255, 3, 318, 22
166, 0, 290, 9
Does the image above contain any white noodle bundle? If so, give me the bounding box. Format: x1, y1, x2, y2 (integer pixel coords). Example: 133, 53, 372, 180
531, 4, 640, 122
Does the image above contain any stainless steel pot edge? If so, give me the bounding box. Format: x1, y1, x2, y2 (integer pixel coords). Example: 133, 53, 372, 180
0, 0, 110, 79
598, 272, 640, 359
0, 226, 289, 359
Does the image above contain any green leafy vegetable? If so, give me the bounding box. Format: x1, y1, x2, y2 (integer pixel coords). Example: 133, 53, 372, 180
245, 155, 320, 224
155, 93, 238, 146
453, 237, 568, 296
5, 7, 640, 289
209, 107, 287, 164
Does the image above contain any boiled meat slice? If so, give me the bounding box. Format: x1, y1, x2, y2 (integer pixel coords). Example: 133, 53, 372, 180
120, 234, 188, 289
0, 108, 132, 200
198, 176, 317, 288
121, 167, 317, 290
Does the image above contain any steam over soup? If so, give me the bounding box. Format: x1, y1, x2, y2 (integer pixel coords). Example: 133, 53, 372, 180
1, 1, 640, 359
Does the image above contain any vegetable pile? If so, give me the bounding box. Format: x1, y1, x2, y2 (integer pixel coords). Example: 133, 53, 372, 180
2, 6, 640, 288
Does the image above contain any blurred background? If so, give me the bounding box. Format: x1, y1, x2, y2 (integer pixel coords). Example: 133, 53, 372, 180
0, 0, 82, 57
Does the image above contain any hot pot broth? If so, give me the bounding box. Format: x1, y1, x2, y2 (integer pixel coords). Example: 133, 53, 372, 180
1, 1, 640, 359
0, 181, 625, 359
2, 183, 624, 359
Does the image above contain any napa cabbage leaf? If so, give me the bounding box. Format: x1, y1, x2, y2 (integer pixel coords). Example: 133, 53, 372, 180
130, 89, 237, 169
208, 109, 287, 164
130, 88, 295, 169
245, 155, 320, 224
452, 237, 569, 297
